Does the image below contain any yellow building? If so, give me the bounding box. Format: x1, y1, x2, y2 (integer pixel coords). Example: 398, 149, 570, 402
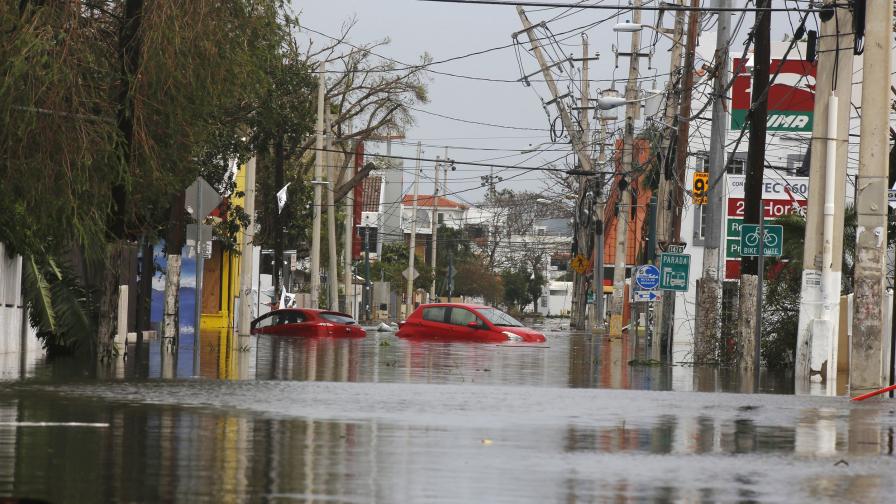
200, 164, 248, 331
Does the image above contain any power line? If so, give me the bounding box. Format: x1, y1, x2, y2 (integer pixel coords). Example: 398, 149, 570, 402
418, 0, 824, 12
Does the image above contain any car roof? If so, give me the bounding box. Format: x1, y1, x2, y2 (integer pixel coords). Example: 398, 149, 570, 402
267, 308, 353, 317
418, 303, 492, 310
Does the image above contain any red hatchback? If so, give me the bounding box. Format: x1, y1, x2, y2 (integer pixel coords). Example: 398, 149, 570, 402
397, 303, 546, 343
250, 309, 366, 338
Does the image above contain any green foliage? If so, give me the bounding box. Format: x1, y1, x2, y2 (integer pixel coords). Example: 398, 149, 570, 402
21, 255, 97, 356
370, 242, 433, 291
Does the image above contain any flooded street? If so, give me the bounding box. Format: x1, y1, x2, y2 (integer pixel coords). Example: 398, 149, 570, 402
1, 325, 894, 503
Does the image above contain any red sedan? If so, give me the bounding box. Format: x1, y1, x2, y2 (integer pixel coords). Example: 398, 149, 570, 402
397, 303, 546, 343
250, 309, 366, 338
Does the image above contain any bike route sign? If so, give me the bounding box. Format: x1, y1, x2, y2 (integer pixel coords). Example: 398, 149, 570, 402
739, 224, 783, 257
659, 253, 690, 292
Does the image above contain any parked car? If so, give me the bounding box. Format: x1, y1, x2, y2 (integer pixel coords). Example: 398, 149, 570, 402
250, 309, 366, 338
397, 303, 546, 343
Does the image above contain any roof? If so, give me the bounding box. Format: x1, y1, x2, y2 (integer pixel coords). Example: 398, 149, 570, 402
402, 194, 467, 210
418, 303, 491, 309
360, 176, 382, 212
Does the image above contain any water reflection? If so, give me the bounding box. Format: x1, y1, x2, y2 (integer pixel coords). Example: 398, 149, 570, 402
1, 386, 893, 503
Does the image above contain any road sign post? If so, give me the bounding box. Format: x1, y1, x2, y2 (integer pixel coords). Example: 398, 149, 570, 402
659, 253, 690, 292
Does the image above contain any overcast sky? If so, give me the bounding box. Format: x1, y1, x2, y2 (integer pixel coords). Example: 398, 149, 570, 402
294, 1, 812, 205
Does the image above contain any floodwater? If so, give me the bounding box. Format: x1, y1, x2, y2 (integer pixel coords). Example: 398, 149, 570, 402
0, 323, 894, 503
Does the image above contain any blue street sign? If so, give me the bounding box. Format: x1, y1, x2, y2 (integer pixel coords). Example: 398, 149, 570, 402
635, 265, 661, 290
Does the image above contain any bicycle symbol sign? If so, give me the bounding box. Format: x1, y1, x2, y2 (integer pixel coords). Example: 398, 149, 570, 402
739, 224, 783, 257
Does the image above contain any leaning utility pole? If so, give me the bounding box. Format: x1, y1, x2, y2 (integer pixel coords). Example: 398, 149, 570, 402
694, 0, 732, 362
406, 142, 422, 317
738, 0, 771, 374
325, 106, 339, 311
237, 156, 257, 336
652, 0, 685, 357
851, 0, 892, 396
430, 156, 441, 300
609, 0, 642, 338
310, 61, 325, 309
795, 1, 854, 393
517, 6, 594, 329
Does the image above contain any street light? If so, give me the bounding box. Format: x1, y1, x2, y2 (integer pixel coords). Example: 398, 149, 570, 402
612, 21, 686, 47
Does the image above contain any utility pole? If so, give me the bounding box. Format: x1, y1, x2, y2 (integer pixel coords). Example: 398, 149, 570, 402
595, 116, 609, 328
851, 0, 892, 396
325, 106, 339, 311
310, 61, 325, 309
652, 0, 685, 358
406, 142, 422, 317
795, 1, 854, 393
738, 0, 771, 375
517, 6, 594, 329
580, 33, 597, 329
430, 156, 441, 300
237, 156, 257, 336
694, 0, 732, 362
342, 142, 354, 315
609, 0, 642, 338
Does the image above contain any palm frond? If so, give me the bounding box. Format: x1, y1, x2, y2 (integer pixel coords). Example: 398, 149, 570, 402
21, 256, 57, 334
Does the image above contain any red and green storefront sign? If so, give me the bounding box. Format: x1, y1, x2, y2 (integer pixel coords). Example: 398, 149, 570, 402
731, 58, 816, 133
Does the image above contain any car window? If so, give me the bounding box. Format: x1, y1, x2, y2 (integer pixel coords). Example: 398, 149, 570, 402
449, 308, 480, 326
477, 307, 524, 327
283, 311, 304, 324
253, 314, 275, 329
319, 312, 356, 324
422, 306, 447, 323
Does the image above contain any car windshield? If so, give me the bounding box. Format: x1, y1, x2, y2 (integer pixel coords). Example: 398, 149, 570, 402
477, 308, 524, 327
319, 312, 356, 325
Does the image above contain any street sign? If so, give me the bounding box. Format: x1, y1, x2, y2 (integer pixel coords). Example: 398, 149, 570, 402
888, 187, 896, 209
659, 253, 690, 292
632, 290, 660, 302
402, 267, 419, 281
666, 243, 686, 253
692, 172, 708, 205
634, 265, 660, 290
739, 224, 783, 257
185, 176, 221, 220
570, 254, 589, 274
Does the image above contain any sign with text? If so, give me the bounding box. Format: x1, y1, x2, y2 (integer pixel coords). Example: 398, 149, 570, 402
659, 253, 691, 292
724, 172, 807, 278
739, 224, 784, 257
692, 171, 709, 205
731, 58, 816, 132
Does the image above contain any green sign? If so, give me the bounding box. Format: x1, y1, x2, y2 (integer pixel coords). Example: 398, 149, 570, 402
726, 218, 743, 238
659, 253, 691, 292
725, 239, 741, 259
731, 110, 812, 132
739, 224, 783, 257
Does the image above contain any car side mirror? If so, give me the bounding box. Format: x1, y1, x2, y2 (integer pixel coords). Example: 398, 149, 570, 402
467, 321, 480, 329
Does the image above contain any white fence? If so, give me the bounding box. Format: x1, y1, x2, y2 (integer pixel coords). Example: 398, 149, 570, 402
0, 243, 40, 378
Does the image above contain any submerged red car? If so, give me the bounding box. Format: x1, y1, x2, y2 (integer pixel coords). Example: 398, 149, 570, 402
397, 303, 546, 343
250, 309, 366, 338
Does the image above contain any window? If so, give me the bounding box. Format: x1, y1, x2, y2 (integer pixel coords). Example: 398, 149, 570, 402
272, 311, 302, 326
727, 153, 747, 175
252, 313, 275, 330
422, 306, 447, 322
694, 152, 709, 172
319, 312, 356, 324
449, 307, 480, 326
540, 297, 548, 308
695, 204, 708, 240
477, 307, 524, 327
437, 212, 445, 224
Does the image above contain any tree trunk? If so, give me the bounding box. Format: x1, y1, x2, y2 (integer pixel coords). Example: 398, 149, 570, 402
162, 191, 187, 341
96, 242, 125, 359
163, 254, 181, 341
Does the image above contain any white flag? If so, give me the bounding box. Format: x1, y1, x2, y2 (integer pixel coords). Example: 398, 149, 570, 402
278, 289, 286, 309
276, 183, 291, 214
